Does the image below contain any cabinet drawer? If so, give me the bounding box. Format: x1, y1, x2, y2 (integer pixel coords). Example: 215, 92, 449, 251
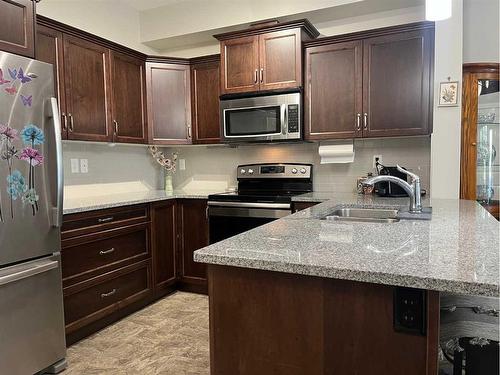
64, 261, 151, 333
61, 223, 150, 285
62, 204, 149, 239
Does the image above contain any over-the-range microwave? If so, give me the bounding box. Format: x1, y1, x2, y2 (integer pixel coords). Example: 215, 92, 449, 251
220, 92, 301, 143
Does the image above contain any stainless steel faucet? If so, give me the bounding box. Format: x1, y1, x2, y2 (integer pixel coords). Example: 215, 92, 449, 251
363, 165, 422, 213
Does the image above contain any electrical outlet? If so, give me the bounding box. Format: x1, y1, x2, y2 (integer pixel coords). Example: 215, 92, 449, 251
373, 155, 382, 168
70, 158, 79, 173
179, 159, 186, 170
80, 159, 88, 174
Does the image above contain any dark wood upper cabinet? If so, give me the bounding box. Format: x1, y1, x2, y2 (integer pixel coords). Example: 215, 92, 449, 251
35, 24, 67, 138
220, 36, 259, 95
146, 61, 192, 145
216, 20, 319, 95
259, 29, 302, 91
63, 35, 112, 142
151, 200, 177, 298
191, 56, 220, 144
110, 51, 147, 144
0, 0, 35, 58
178, 199, 209, 293
304, 22, 434, 140
305, 41, 363, 140
362, 28, 434, 137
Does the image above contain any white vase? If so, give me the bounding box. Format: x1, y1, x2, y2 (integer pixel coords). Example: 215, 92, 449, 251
164, 174, 174, 193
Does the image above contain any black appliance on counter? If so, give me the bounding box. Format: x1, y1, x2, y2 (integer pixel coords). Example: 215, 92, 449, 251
374, 165, 409, 197
208, 163, 313, 244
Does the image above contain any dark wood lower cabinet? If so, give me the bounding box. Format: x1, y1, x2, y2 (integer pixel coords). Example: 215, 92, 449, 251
151, 200, 177, 298
208, 265, 439, 375
61, 199, 209, 345
292, 201, 319, 213
178, 199, 209, 293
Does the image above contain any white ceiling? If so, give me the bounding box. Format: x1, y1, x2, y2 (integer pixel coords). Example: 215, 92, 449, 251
121, 0, 188, 11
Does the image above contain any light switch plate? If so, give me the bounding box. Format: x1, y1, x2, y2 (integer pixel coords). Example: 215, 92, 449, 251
70, 158, 79, 173
179, 159, 186, 170
80, 159, 88, 173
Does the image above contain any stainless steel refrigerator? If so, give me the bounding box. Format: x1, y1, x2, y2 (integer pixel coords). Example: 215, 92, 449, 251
0, 51, 66, 374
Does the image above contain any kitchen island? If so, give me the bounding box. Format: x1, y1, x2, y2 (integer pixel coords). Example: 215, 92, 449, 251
194, 194, 499, 374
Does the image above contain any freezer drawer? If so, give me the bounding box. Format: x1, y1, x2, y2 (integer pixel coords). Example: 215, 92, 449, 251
0, 255, 66, 375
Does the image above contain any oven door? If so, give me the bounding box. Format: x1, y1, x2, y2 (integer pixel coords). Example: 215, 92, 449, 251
208, 202, 292, 244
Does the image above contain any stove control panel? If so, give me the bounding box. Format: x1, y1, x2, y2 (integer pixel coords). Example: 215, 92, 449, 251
237, 163, 312, 179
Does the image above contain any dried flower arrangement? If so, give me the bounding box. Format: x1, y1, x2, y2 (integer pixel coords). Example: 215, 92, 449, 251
148, 146, 177, 174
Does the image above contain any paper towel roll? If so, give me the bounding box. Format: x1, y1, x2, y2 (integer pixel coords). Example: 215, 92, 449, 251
318, 142, 355, 164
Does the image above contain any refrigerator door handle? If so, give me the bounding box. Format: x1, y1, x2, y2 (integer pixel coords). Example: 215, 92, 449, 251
48, 97, 64, 227
0, 260, 58, 287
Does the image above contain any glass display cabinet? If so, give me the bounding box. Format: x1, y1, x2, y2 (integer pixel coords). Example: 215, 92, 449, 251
461, 63, 500, 220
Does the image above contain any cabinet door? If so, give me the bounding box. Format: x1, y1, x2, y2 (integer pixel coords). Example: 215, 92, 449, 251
110, 51, 147, 144
305, 41, 363, 140
191, 60, 220, 144
35, 24, 67, 139
151, 201, 177, 297
63, 35, 112, 142
0, 0, 35, 58
220, 36, 259, 95
178, 199, 208, 292
362, 29, 433, 137
259, 29, 302, 91
146, 62, 191, 145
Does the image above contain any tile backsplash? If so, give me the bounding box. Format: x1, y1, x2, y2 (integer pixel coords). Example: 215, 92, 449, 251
166, 137, 431, 194
62, 137, 431, 195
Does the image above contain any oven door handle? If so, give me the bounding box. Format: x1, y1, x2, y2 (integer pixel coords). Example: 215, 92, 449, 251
208, 201, 291, 209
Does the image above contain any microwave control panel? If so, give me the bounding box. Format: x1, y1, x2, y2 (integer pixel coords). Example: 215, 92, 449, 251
287, 104, 299, 133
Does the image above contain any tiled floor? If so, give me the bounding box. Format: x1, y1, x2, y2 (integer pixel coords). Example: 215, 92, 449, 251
64, 292, 210, 375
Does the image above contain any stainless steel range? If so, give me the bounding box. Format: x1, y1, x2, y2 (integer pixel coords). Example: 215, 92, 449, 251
208, 163, 312, 244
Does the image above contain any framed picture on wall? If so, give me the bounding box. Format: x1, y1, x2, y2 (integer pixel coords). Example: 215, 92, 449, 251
439, 81, 459, 106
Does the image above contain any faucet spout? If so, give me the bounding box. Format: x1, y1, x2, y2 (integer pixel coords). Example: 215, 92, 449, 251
364, 167, 422, 213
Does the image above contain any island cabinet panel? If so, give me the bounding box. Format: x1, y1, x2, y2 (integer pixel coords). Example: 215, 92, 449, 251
305, 41, 363, 140
151, 200, 177, 298
110, 51, 147, 143
191, 57, 221, 144
178, 199, 209, 293
362, 28, 434, 138
35, 24, 67, 138
208, 265, 439, 375
0, 0, 35, 58
304, 22, 434, 140
220, 36, 260, 95
63, 35, 113, 142
146, 62, 192, 145
259, 29, 302, 91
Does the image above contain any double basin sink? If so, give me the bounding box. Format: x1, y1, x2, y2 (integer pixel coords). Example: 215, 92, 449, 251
321, 206, 432, 223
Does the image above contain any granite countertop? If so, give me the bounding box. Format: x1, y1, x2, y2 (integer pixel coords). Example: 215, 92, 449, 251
63, 189, 221, 215
292, 191, 337, 202
195, 193, 500, 297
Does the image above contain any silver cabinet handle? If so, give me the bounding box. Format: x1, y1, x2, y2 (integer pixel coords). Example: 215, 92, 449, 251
97, 216, 114, 223
100, 289, 117, 298
363, 113, 368, 130
61, 112, 68, 131
99, 248, 115, 255
113, 120, 119, 134
68, 113, 74, 132
254, 69, 258, 84
260, 68, 264, 83
187, 125, 192, 138
356, 113, 361, 131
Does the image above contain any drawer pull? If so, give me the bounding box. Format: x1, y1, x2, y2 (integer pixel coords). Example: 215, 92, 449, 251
97, 216, 114, 223
100, 288, 117, 298
99, 248, 115, 255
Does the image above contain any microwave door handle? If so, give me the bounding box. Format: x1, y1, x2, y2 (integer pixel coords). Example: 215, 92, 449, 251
281, 104, 287, 134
